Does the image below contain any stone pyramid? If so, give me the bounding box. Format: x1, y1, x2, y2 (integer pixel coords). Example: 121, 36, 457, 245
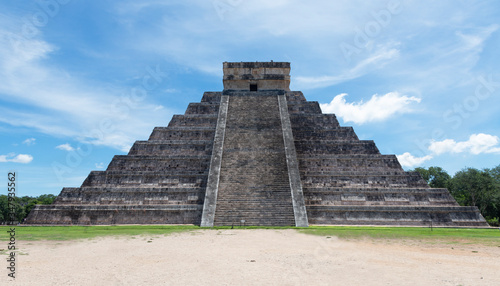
26, 62, 487, 227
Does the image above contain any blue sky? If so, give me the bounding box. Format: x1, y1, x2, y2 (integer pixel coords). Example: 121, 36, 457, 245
1, 0, 500, 197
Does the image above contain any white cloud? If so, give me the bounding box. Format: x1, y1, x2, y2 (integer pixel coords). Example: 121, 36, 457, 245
114, 0, 405, 79
95, 162, 105, 169
429, 133, 500, 155
320, 92, 421, 124
0, 153, 34, 164
295, 46, 400, 89
396, 152, 433, 168
1, 2, 498, 156
56, 143, 75, 152
22, 138, 36, 145
398, 133, 500, 168
0, 19, 174, 152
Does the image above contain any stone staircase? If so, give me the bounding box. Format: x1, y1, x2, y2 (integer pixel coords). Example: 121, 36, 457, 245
213, 92, 296, 226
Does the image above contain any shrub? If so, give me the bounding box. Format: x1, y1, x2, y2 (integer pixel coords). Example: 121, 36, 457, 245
486, 217, 499, 227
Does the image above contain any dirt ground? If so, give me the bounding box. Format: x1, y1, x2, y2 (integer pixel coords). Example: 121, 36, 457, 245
4, 229, 500, 285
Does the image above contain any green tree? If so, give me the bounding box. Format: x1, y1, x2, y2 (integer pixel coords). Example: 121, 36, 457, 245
448, 167, 495, 215
24, 199, 41, 219
484, 165, 500, 224
411, 166, 451, 188
486, 165, 500, 188
36, 194, 56, 204
0, 195, 7, 223
0, 194, 57, 224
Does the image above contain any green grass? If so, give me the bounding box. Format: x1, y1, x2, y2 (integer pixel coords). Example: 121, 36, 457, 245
0, 225, 498, 246
298, 226, 500, 246
0, 225, 199, 241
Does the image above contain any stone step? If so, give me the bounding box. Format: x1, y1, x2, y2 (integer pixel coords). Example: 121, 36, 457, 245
82, 171, 208, 187
215, 205, 296, 210
215, 214, 296, 219
292, 128, 358, 141
215, 221, 295, 226
26, 204, 203, 225
290, 114, 340, 129
306, 205, 487, 227
213, 92, 296, 226
167, 114, 218, 128
184, 102, 220, 115
297, 154, 399, 159
297, 154, 401, 168
218, 203, 290, 208
107, 155, 211, 171
287, 101, 322, 114
300, 170, 413, 176
201, 92, 222, 103
148, 128, 215, 141
214, 212, 295, 224
128, 141, 213, 156
302, 187, 453, 193
217, 192, 295, 198
54, 187, 204, 205
303, 187, 458, 206
300, 173, 428, 188
294, 140, 380, 155
60, 186, 206, 193
285, 91, 307, 102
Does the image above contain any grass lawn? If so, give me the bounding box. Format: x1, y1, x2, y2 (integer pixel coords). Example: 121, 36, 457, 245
0, 225, 199, 241
0, 225, 498, 246
297, 226, 500, 246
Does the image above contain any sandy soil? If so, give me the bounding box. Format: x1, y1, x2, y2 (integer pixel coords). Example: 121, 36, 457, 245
4, 229, 500, 286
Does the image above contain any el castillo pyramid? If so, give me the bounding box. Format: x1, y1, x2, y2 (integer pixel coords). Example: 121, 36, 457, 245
26, 62, 487, 227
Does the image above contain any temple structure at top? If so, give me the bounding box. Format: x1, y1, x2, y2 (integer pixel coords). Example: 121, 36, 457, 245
222, 61, 291, 91
26, 61, 487, 227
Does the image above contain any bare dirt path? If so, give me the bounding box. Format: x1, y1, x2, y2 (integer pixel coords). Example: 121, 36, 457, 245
5, 229, 500, 285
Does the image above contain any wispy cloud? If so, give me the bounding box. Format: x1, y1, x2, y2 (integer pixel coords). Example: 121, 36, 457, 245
453, 24, 499, 63
22, 137, 36, 145
386, 24, 500, 93
429, 133, 500, 155
0, 153, 34, 164
56, 143, 75, 152
111, 1, 403, 78
295, 46, 400, 89
320, 92, 420, 124
0, 17, 174, 152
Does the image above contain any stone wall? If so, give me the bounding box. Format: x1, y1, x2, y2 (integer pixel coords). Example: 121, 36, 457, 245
223, 62, 291, 91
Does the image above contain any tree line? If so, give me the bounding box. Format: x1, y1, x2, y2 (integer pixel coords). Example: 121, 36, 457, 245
1, 164, 499, 226
410, 165, 500, 226
0, 194, 56, 224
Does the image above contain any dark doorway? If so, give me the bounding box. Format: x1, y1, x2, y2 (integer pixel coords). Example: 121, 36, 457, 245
250, 84, 258, 91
